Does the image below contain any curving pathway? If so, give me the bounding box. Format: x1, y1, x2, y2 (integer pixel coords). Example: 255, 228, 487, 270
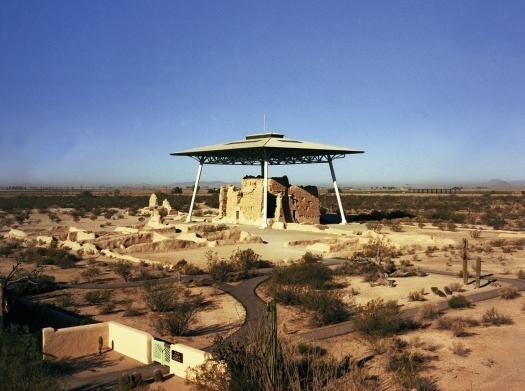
57, 263, 525, 345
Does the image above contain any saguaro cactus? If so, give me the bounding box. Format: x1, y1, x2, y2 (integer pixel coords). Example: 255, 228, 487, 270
462, 239, 469, 285
266, 298, 277, 389
475, 257, 482, 288
98, 336, 103, 356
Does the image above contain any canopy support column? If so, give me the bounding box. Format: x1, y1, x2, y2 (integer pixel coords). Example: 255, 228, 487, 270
186, 160, 204, 223
262, 160, 269, 229
328, 157, 346, 224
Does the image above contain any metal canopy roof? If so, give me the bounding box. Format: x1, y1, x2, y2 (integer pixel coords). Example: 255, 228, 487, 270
170, 133, 364, 165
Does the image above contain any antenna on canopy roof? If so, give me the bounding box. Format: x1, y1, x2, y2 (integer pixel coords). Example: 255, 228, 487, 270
263, 113, 267, 132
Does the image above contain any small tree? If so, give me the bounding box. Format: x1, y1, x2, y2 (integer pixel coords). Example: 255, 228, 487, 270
206, 251, 233, 282
114, 260, 133, 282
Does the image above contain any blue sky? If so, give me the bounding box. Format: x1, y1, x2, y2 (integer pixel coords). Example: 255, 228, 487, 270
1, 1, 524, 187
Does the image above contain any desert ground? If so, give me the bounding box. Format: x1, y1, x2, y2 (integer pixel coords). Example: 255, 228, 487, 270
1, 193, 525, 390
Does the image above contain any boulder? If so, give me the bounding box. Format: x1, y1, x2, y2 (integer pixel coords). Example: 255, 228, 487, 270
8, 229, 27, 239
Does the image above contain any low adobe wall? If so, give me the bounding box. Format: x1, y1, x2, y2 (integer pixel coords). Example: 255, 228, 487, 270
109, 321, 152, 364
42, 323, 108, 359
43, 322, 152, 364
169, 343, 208, 378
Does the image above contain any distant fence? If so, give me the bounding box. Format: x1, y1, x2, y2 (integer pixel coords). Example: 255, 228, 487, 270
408, 188, 460, 194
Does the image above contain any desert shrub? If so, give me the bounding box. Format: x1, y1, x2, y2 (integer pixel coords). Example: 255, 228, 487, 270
353, 299, 417, 337
230, 248, 262, 278
272, 258, 333, 290
84, 290, 113, 306
425, 246, 438, 257
270, 285, 302, 306
443, 286, 452, 295
469, 229, 482, 239
365, 221, 382, 232
179, 261, 205, 275
499, 286, 520, 300
420, 303, 439, 320
399, 259, 412, 267
387, 350, 437, 391
56, 293, 75, 309
206, 251, 233, 282
407, 289, 425, 302
268, 284, 349, 326
152, 297, 203, 336
446, 222, 457, 231
21, 247, 78, 269
436, 316, 479, 331
142, 281, 186, 312
517, 270, 525, 280
482, 307, 513, 325
100, 302, 116, 314
450, 320, 469, 337
0, 327, 61, 390
450, 341, 470, 356
302, 290, 350, 326
192, 330, 372, 391
361, 236, 400, 261
113, 260, 133, 282
81, 265, 101, 283
202, 224, 228, 233
9, 273, 57, 296
448, 295, 470, 309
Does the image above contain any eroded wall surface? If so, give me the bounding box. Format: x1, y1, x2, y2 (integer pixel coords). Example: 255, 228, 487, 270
218, 176, 320, 225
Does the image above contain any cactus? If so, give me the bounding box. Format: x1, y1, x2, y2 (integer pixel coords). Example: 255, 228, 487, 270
266, 298, 277, 388
97, 336, 103, 356
475, 257, 482, 288
462, 238, 469, 285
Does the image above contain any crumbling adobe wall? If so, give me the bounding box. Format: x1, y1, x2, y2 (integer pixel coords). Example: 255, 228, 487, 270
218, 176, 320, 226
289, 185, 320, 224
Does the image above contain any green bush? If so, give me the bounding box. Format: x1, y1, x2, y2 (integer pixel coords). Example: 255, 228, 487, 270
84, 290, 113, 306
272, 260, 333, 290
353, 298, 417, 337
448, 295, 470, 309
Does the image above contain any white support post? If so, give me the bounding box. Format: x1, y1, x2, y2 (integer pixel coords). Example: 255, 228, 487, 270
186, 161, 203, 223
328, 158, 347, 224
262, 160, 269, 229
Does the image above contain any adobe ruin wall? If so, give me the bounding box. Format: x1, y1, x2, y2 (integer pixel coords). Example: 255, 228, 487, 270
218, 176, 320, 226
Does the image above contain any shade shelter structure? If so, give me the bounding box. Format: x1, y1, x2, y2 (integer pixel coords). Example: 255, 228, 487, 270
171, 133, 363, 228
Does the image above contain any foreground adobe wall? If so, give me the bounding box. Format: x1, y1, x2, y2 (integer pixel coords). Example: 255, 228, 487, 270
109, 321, 152, 364
169, 343, 208, 378
42, 323, 108, 359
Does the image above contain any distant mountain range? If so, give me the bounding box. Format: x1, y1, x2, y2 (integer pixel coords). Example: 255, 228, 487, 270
477, 179, 525, 189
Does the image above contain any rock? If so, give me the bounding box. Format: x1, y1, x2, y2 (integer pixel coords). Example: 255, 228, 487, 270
68, 227, 96, 242
272, 222, 286, 230
82, 243, 99, 255
149, 193, 158, 208
114, 226, 139, 234
60, 240, 83, 252
36, 235, 55, 245
162, 199, 172, 214
8, 229, 26, 239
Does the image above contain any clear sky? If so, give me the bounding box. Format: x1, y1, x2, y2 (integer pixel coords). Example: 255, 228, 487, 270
1, 1, 524, 187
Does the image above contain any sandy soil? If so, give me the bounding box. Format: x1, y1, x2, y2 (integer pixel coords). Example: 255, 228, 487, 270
2, 209, 525, 390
